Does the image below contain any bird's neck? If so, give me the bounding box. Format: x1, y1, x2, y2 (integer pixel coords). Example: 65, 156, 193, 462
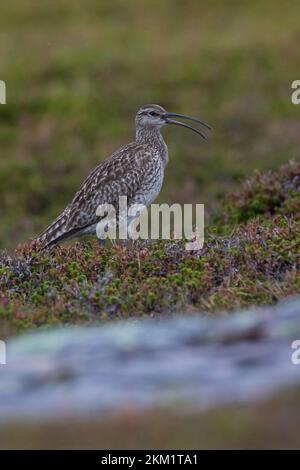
136, 126, 168, 167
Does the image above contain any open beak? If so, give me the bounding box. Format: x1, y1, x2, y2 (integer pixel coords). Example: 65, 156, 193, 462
164, 112, 212, 140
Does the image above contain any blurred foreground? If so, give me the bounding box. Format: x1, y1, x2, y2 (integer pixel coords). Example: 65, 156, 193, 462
1, 297, 300, 448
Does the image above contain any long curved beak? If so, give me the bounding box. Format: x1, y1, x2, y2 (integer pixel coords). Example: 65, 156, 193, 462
164, 112, 212, 140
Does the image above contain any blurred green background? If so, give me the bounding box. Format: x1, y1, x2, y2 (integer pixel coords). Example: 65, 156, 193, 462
1, 0, 300, 249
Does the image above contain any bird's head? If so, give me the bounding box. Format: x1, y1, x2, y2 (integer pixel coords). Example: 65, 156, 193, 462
135, 104, 211, 140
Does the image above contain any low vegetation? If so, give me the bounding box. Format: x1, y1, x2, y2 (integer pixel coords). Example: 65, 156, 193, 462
1, 161, 299, 334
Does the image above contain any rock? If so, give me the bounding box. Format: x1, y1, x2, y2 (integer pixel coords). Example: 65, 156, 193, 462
1, 297, 300, 423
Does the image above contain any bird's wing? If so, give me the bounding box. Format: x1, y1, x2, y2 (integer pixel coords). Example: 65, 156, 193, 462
64, 143, 152, 229
37, 143, 153, 246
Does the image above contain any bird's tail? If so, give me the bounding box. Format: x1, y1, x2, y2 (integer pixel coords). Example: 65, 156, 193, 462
35, 212, 69, 249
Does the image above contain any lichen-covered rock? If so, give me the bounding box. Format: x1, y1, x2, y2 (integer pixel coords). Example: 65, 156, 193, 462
1, 297, 300, 422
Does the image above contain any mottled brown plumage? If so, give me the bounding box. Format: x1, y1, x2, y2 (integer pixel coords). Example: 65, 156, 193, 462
36, 104, 210, 248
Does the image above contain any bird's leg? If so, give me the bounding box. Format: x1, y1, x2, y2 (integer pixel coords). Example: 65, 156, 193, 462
98, 238, 105, 248
121, 227, 136, 249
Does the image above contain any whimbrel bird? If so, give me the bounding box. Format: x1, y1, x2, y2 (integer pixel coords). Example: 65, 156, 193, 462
36, 104, 211, 248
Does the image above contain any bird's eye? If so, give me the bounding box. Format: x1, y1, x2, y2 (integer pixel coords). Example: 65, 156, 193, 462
149, 111, 157, 116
